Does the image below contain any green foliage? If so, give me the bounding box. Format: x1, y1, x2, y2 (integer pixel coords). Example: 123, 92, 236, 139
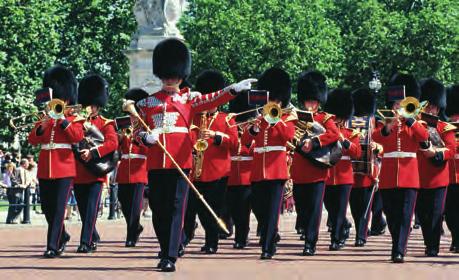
0, 0, 136, 152
181, 0, 458, 106
180, 0, 345, 105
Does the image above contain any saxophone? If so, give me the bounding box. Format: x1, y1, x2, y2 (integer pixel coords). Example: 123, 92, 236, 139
193, 113, 209, 179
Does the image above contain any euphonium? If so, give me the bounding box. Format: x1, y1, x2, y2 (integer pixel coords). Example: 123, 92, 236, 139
193, 113, 208, 179
397, 97, 428, 119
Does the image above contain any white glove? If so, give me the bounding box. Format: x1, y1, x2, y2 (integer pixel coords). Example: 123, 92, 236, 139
144, 131, 159, 145
225, 78, 257, 93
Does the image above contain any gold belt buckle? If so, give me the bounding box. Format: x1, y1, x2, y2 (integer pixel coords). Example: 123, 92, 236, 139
163, 126, 170, 133
50, 143, 55, 149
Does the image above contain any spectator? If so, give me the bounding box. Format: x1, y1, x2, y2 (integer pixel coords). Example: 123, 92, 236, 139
3, 162, 21, 224
27, 155, 40, 213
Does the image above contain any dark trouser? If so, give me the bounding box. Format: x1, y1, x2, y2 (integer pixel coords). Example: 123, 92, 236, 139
325, 184, 352, 243
227, 185, 251, 244
350, 187, 373, 242
23, 187, 31, 223
417, 187, 447, 251
445, 184, 459, 247
380, 188, 417, 256
74, 182, 103, 245
183, 177, 227, 249
294, 182, 325, 248
6, 188, 24, 222
149, 169, 189, 261
118, 183, 145, 242
371, 190, 386, 231
39, 178, 72, 251
108, 183, 119, 219
293, 184, 305, 232
252, 180, 285, 254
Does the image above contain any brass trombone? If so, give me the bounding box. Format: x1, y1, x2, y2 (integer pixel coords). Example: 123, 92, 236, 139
226, 102, 289, 127
122, 99, 230, 234
377, 97, 428, 120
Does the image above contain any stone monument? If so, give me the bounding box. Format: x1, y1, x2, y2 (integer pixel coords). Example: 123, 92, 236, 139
125, 0, 187, 93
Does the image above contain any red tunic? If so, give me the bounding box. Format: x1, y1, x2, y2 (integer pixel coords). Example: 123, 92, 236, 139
228, 127, 255, 187
326, 127, 362, 186
115, 135, 148, 184
372, 119, 429, 189
135, 88, 235, 170
190, 111, 238, 182
242, 113, 296, 182
28, 115, 85, 179
418, 121, 456, 188
449, 125, 459, 185
74, 115, 118, 184
291, 112, 340, 184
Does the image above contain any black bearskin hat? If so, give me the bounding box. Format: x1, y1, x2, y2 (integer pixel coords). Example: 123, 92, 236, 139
195, 70, 226, 94
324, 88, 354, 120
257, 67, 291, 108
352, 87, 376, 116
420, 78, 446, 109
153, 38, 191, 80
43, 65, 78, 105
297, 70, 327, 105
386, 73, 420, 108
125, 88, 149, 103
78, 74, 109, 107
446, 85, 459, 117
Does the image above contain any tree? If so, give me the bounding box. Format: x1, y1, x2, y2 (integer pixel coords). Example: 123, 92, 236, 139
180, 0, 345, 106
0, 0, 63, 147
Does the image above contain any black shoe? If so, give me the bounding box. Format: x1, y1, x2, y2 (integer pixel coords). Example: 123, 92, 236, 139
157, 259, 166, 269
300, 233, 306, 241
413, 223, 420, 229
450, 245, 459, 253
329, 242, 341, 251
178, 244, 185, 257
302, 244, 315, 256
355, 239, 366, 247
43, 249, 58, 258
125, 240, 136, 247
233, 242, 246, 249
369, 228, 386, 236
392, 253, 404, 263
260, 252, 272, 260
425, 248, 438, 257
160, 259, 176, 272
296, 228, 304, 235
57, 233, 71, 255
76, 243, 93, 253
204, 247, 217, 254
200, 245, 208, 252
90, 242, 97, 251
274, 233, 281, 243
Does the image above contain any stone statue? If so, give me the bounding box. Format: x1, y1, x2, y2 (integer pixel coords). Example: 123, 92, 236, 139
134, 0, 185, 36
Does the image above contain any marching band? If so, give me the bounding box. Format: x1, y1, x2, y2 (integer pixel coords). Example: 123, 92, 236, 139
23, 38, 459, 272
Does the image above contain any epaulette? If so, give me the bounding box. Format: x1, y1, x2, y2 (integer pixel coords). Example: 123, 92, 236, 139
442, 122, 457, 133
72, 115, 86, 123
323, 112, 334, 123
100, 115, 115, 126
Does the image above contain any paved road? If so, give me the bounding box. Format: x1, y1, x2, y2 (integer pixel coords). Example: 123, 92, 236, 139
0, 214, 458, 280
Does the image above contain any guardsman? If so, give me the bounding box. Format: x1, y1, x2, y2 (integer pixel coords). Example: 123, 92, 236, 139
416, 78, 456, 256
349, 88, 383, 247
445, 84, 459, 253
324, 89, 362, 250
372, 73, 429, 263
74, 74, 119, 253
183, 70, 238, 254
291, 71, 340, 256
116, 88, 149, 247
243, 67, 296, 260
134, 38, 255, 272
226, 92, 256, 249
28, 65, 85, 258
